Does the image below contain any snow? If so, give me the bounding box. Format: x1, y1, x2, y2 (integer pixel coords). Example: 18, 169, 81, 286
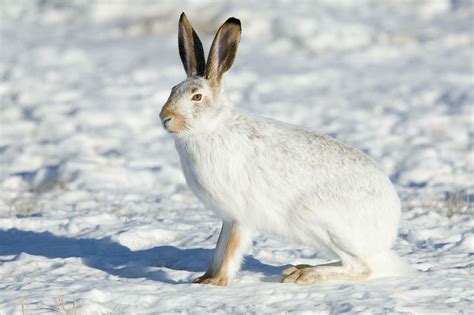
0, 0, 472, 313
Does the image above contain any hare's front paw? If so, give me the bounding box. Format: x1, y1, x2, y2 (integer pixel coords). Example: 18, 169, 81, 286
192, 273, 210, 284
201, 276, 229, 286
193, 274, 229, 286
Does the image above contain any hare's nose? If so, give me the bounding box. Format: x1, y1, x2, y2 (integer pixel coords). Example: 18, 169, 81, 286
162, 116, 172, 128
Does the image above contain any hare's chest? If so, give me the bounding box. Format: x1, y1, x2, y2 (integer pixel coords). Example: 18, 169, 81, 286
175, 140, 243, 217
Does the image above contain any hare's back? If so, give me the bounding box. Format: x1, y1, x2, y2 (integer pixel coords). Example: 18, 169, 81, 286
232, 113, 379, 173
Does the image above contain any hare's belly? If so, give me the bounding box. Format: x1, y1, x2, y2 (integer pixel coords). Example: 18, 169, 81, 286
182, 170, 244, 221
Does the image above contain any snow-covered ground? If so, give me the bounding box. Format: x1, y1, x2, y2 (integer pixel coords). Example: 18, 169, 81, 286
1, 0, 473, 313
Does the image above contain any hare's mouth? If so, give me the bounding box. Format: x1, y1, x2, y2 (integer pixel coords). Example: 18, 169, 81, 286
162, 117, 172, 131
161, 115, 187, 134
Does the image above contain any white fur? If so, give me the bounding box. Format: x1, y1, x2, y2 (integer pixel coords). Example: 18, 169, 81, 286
171, 104, 405, 279
207, 222, 252, 279
161, 15, 408, 283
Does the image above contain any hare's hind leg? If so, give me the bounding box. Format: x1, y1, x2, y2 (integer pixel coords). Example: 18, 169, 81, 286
282, 255, 371, 285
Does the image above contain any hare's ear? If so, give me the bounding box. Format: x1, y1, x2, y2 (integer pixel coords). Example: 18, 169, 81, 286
205, 17, 241, 91
178, 13, 206, 77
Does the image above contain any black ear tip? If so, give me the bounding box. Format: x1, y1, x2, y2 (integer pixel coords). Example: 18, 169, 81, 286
226, 17, 241, 26
180, 12, 187, 20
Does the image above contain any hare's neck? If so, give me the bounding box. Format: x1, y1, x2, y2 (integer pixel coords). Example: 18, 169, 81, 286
174, 106, 240, 158
182, 103, 233, 139
174, 127, 230, 197
175, 123, 228, 155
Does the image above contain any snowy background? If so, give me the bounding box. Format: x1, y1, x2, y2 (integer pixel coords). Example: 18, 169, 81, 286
1, 0, 473, 313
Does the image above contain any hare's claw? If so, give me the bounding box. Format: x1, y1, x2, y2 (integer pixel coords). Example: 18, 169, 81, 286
192, 274, 209, 283
193, 273, 229, 286
282, 264, 312, 276
282, 267, 322, 285
282, 259, 371, 284
201, 276, 229, 286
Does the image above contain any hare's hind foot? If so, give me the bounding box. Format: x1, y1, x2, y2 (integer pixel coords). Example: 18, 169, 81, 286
281, 258, 371, 285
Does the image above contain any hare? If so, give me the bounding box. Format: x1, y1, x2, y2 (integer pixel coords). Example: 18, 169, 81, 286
159, 13, 408, 286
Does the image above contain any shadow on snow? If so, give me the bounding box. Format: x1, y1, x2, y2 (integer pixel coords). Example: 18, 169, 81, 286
0, 228, 289, 284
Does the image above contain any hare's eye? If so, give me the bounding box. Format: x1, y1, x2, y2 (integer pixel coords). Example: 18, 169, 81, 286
192, 94, 202, 101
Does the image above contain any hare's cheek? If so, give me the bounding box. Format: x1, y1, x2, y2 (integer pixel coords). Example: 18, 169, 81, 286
169, 113, 187, 133
192, 96, 210, 118
202, 95, 210, 107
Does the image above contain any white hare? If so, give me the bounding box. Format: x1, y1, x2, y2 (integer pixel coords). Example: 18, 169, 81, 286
160, 13, 409, 286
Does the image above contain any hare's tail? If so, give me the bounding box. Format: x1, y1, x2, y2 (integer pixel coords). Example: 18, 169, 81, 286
366, 250, 414, 278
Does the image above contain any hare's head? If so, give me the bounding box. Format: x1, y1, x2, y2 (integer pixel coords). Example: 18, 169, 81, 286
160, 13, 241, 135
